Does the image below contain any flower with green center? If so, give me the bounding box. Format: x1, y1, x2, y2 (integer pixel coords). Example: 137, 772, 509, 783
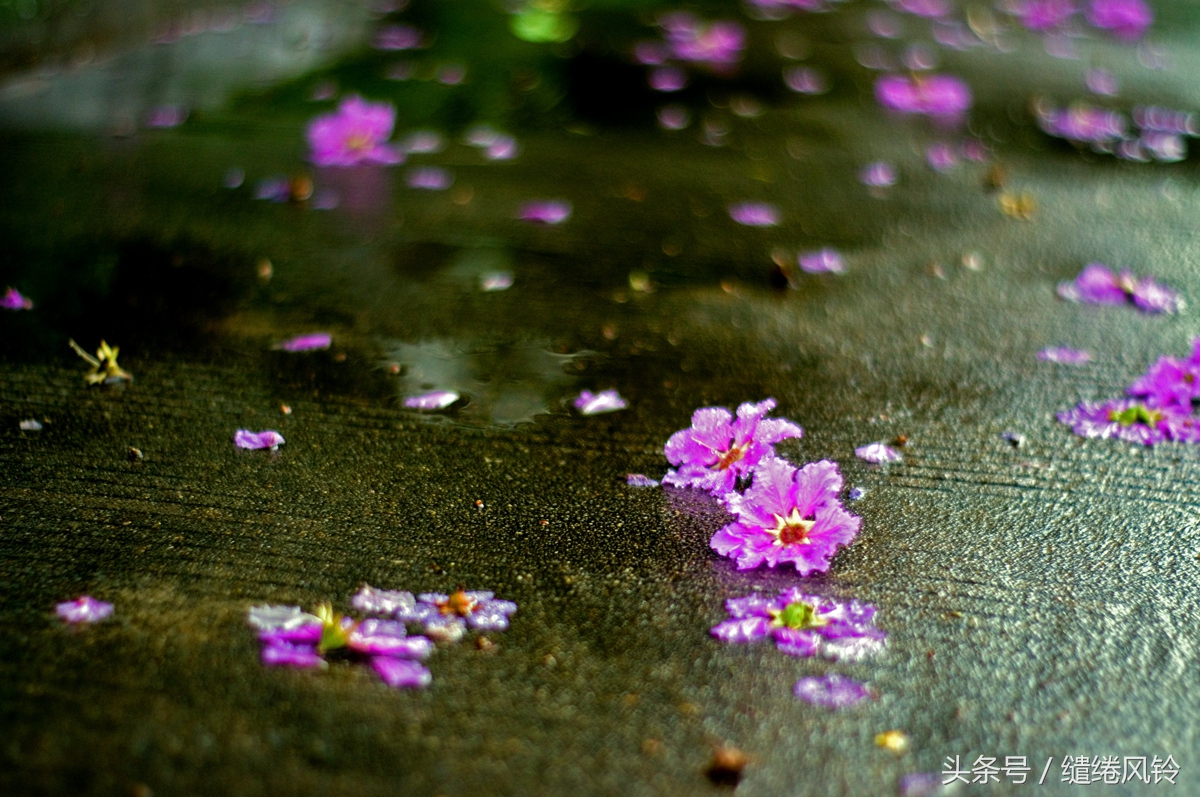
711, 589, 885, 662
1058, 398, 1194, 446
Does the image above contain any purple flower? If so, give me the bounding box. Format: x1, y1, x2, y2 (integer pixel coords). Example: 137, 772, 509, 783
662, 399, 803, 494
56, 596, 113, 624
403, 390, 460, 410
1, 287, 33, 310
798, 248, 845, 274
710, 457, 860, 574
372, 23, 422, 50
1133, 106, 1198, 135
875, 73, 972, 121
710, 588, 885, 660
395, 590, 518, 643
925, 142, 958, 171
728, 202, 782, 227
1085, 0, 1152, 41
1057, 398, 1195, 445
1036, 102, 1127, 144
855, 442, 903, 463
661, 14, 745, 71
1011, 0, 1077, 31
783, 66, 828, 95
574, 389, 628, 415
485, 135, 520, 161
1057, 263, 1182, 313
1038, 347, 1092, 364
405, 167, 453, 190
519, 200, 571, 225
626, 473, 661, 487
275, 332, 332, 352
307, 96, 403, 167
1127, 355, 1200, 409
794, 674, 874, 708
235, 429, 286, 450
859, 161, 897, 188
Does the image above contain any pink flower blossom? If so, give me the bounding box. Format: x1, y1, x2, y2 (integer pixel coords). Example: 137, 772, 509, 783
1036, 102, 1127, 144
875, 73, 972, 121
855, 442, 903, 463
275, 333, 331, 352
794, 674, 874, 708
1127, 352, 1200, 410
1, 287, 33, 310
518, 200, 571, 224
1057, 263, 1182, 313
728, 202, 781, 227
926, 142, 958, 171
235, 430, 286, 450
573, 389, 628, 415
660, 13, 745, 71
710, 457, 860, 574
56, 596, 114, 624
306, 96, 403, 167
711, 588, 884, 660
798, 248, 845, 274
1057, 398, 1195, 445
1085, 0, 1152, 41
663, 399, 803, 494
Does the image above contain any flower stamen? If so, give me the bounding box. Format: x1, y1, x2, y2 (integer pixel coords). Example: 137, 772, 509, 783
771, 507, 816, 546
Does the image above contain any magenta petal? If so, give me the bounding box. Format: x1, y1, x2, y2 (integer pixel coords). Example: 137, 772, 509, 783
235, 429, 285, 450
772, 627, 821, 657
403, 391, 460, 410
371, 657, 432, 688
728, 202, 781, 227
56, 596, 113, 624
574, 389, 628, 415
798, 248, 845, 274
276, 333, 332, 352
710, 616, 771, 644
518, 200, 571, 224
1, 287, 34, 310
262, 642, 325, 668
794, 674, 872, 708
306, 96, 400, 167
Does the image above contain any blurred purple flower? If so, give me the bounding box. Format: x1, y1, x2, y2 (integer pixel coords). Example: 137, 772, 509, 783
1085, 0, 1152, 41
1036, 102, 1127, 145
403, 390, 460, 410
875, 73, 972, 121
926, 142, 958, 171
784, 66, 828, 94
649, 66, 688, 92
661, 13, 745, 71
855, 442, 903, 463
437, 64, 466, 85
662, 398, 803, 494
372, 23, 421, 50
1057, 263, 1182, 313
888, 0, 952, 18
626, 473, 661, 487
1085, 67, 1119, 96
903, 43, 939, 71
1038, 347, 1092, 364
372, 657, 433, 688
1134, 106, 1198, 135
307, 96, 403, 167
1127, 354, 1200, 409
859, 161, 897, 188
1, 287, 33, 310
1057, 398, 1194, 445
396, 590, 518, 643
254, 176, 290, 202
484, 135, 520, 161
799, 248, 845, 274
235, 429, 286, 450
1138, 131, 1186, 162
1011, 0, 1077, 31
794, 674, 874, 708
144, 104, 188, 128
519, 200, 572, 224
635, 40, 670, 65
275, 333, 331, 352
710, 587, 885, 660
56, 596, 113, 624
711, 457, 860, 574
728, 202, 782, 227
405, 167, 453, 190
574, 389, 628, 415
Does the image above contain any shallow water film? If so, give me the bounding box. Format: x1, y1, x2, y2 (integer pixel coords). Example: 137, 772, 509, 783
2, 0, 1199, 794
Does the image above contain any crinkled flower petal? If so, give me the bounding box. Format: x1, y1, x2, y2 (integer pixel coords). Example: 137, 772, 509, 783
352, 586, 417, 616
371, 656, 432, 688
574, 389, 628, 415
855, 442, 903, 463
262, 642, 325, 668
235, 430, 285, 450
710, 616, 772, 644
626, 473, 661, 487
56, 596, 113, 624
248, 604, 321, 630
403, 391, 460, 410
794, 674, 873, 709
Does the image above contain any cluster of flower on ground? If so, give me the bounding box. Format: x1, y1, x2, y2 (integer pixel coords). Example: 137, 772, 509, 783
249, 586, 516, 689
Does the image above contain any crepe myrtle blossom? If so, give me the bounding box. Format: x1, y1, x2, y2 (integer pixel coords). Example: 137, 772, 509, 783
710, 588, 885, 661
1127, 353, 1200, 409
403, 390, 460, 410
794, 674, 874, 709
728, 202, 781, 227
799, 248, 845, 274
1057, 398, 1195, 445
235, 429, 286, 450
662, 399, 803, 494
1, 287, 33, 310
518, 200, 571, 225
875, 73, 972, 121
307, 96, 403, 167
1056, 263, 1182, 314
855, 442, 903, 463
274, 333, 331, 352
1085, 0, 1152, 41
56, 596, 114, 624
393, 590, 518, 643
249, 603, 433, 687
710, 457, 860, 574
574, 389, 628, 415
1038, 346, 1092, 364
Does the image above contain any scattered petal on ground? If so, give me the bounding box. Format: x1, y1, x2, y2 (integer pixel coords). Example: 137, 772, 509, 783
728, 202, 781, 227
626, 473, 661, 487
794, 674, 873, 708
518, 200, 572, 224
56, 596, 114, 624
856, 442, 903, 463
275, 333, 331, 352
574, 389, 628, 415
235, 430, 286, 450
1037, 347, 1092, 364
1, 287, 33, 310
403, 391, 460, 410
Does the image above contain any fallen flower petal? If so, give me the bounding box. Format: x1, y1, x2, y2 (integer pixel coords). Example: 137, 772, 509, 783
401, 590, 518, 639
371, 656, 432, 688
1057, 397, 1193, 446
875, 73, 972, 120
275, 333, 332, 352
711, 588, 885, 660
626, 473, 661, 487
307, 96, 403, 167
855, 442, 903, 463
372, 23, 422, 50
1037, 347, 1092, 364
19, 419, 42, 431
574, 389, 628, 415
248, 604, 322, 630
405, 167, 453, 190
794, 674, 873, 708
235, 429, 286, 450
518, 200, 572, 224
56, 596, 114, 624
403, 391, 460, 410
479, 272, 514, 291
1, 287, 33, 310
351, 586, 417, 616
798, 248, 845, 274
1057, 263, 1181, 313
728, 202, 781, 227
261, 641, 326, 668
